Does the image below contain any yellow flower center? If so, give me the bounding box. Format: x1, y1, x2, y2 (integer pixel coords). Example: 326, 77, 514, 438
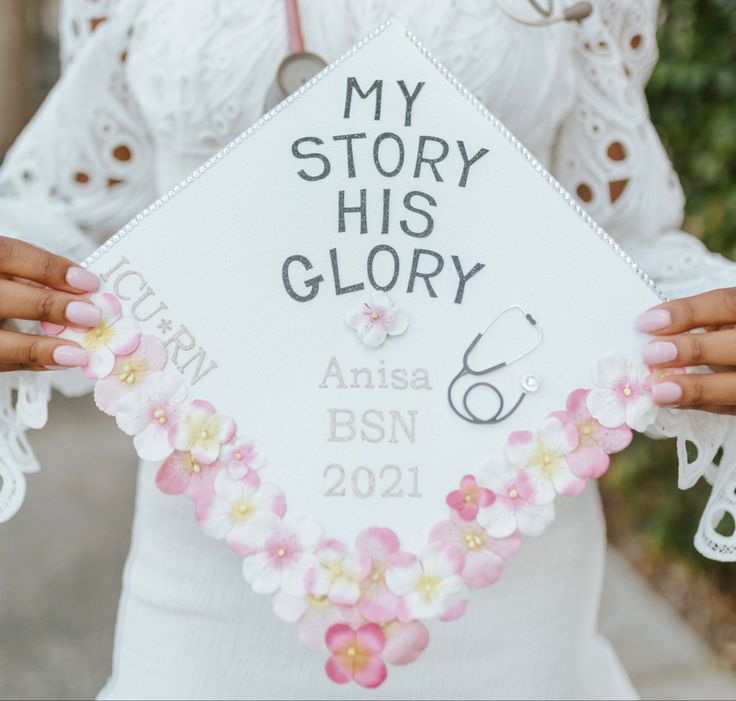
623, 385, 632, 397
347, 646, 357, 657
464, 532, 484, 550
579, 420, 597, 444
416, 574, 440, 602
508, 488, 519, 499
83, 321, 114, 350
277, 547, 286, 558
235, 452, 243, 461
118, 363, 137, 385
530, 446, 562, 476
154, 409, 167, 425
231, 500, 253, 523
370, 311, 379, 320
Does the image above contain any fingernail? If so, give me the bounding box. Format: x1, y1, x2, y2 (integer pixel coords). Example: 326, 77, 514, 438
637, 309, 672, 333
66, 301, 102, 327
52, 345, 88, 367
643, 341, 678, 365
66, 267, 99, 292
651, 381, 683, 405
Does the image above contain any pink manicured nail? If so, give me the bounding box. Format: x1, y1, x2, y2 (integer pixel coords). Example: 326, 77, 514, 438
52, 345, 88, 367
65, 301, 102, 327
651, 381, 683, 405
643, 341, 678, 365
637, 309, 672, 333
66, 267, 99, 292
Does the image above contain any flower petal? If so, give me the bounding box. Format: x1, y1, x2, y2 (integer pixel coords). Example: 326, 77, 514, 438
353, 655, 388, 689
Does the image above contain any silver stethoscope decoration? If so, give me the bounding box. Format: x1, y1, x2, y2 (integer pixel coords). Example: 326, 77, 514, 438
495, 0, 593, 26
448, 306, 543, 425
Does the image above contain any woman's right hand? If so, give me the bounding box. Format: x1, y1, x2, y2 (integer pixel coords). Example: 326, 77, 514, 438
0, 236, 101, 372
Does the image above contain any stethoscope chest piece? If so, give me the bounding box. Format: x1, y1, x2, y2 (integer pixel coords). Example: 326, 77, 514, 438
521, 374, 541, 393
264, 52, 327, 112
448, 306, 543, 426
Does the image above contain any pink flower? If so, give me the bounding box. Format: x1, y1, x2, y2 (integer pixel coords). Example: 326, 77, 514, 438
587, 353, 657, 431
344, 293, 409, 348
196, 470, 286, 556
272, 591, 351, 652
551, 389, 633, 479
116, 371, 188, 461
385, 542, 468, 622
430, 513, 520, 589
241, 513, 321, 596
381, 620, 430, 666
446, 474, 495, 521
325, 623, 388, 689
219, 436, 264, 480
355, 528, 414, 624
94, 335, 167, 416
305, 540, 371, 606
505, 417, 584, 500
58, 293, 141, 379
155, 449, 218, 498
173, 400, 235, 465
476, 458, 556, 538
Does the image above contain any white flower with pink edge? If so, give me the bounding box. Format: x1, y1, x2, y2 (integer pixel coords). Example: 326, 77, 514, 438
476, 457, 556, 538
385, 542, 468, 622
94, 335, 167, 416
272, 591, 349, 652
344, 293, 409, 348
59, 292, 141, 379
173, 400, 235, 465
429, 513, 520, 589
355, 527, 413, 624
241, 513, 321, 596
505, 416, 584, 501
116, 371, 187, 461
196, 470, 286, 556
305, 540, 371, 606
587, 353, 657, 432
220, 436, 265, 480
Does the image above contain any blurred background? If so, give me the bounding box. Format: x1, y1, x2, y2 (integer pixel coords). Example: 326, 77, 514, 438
0, 0, 735, 699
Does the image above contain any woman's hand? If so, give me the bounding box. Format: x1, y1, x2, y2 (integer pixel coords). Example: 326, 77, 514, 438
639, 287, 736, 415
0, 236, 100, 372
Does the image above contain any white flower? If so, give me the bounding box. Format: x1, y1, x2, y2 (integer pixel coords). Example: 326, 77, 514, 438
196, 471, 285, 556
476, 457, 556, 538
385, 543, 468, 621
504, 417, 584, 501
587, 354, 657, 431
59, 292, 141, 379
305, 541, 371, 606
115, 371, 188, 461
344, 292, 409, 348
240, 513, 321, 596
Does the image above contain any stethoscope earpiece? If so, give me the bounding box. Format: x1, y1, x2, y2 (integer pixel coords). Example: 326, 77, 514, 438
448, 306, 543, 426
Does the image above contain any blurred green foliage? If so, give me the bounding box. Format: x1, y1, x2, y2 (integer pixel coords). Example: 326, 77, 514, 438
646, 0, 736, 256
601, 0, 736, 582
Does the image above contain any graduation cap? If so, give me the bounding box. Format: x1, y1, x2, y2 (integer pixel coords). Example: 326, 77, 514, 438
59, 21, 671, 688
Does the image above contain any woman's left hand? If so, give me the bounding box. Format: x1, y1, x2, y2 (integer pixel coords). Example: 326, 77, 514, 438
639, 287, 736, 415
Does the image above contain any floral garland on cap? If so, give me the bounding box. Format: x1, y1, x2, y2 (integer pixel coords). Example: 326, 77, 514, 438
45, 291, 669, 689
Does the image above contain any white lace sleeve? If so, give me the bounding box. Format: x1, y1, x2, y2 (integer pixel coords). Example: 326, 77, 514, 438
552, 0, 736, 561
0, 0, 155, 522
